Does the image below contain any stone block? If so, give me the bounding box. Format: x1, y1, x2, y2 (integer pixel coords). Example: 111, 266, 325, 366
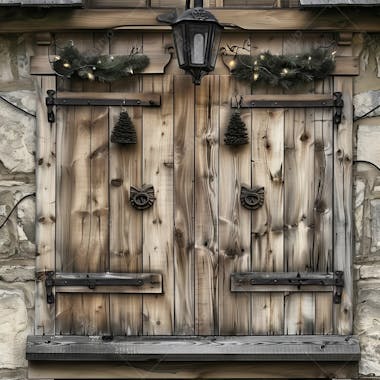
0, 287, 29, 369
354, 91, 380, 119
0, 90, 36, 174
357, 125, 380, 169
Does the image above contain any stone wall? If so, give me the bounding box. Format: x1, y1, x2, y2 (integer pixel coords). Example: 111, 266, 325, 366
353, 33, 380, 378
0, 32, 379, 380
0, 34, 36, 380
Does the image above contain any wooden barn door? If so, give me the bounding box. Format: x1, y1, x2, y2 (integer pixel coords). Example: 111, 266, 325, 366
48, 73, 348, 337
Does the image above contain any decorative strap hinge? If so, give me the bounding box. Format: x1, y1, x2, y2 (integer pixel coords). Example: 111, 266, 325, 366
42, 271, 162, 304
333, 91, 344, 126
231, 271, 344, 304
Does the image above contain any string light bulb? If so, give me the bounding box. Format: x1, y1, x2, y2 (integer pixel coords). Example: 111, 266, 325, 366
87, 72, 95, 80
260, 54, 265, 60
228, 57, 237, 70
63, 62, 71, 68
281, 68, 289, 76
253, 72, 259, 81
54, 55, 61, 61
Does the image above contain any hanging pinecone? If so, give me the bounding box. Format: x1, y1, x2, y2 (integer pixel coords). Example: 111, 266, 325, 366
224, 109, 249, 145
111, 111, 137, 145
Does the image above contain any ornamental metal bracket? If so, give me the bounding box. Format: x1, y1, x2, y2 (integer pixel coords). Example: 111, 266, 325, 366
130, 184, 156, 210
333, 91, 344, 126
231, 271, 344, 304
45, 90, 161, 123
240, 185, 265, 210
43, 272, 162, 304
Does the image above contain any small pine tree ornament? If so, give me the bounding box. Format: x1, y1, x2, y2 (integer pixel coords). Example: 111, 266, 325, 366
111, 111, 137, 145
224, 109, 249, 146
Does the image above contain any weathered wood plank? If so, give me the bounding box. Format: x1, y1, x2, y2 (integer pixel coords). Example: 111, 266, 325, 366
284, 108, 315, 335
249, 32, 284, 336
30, 54, 172, 75
314, 78, 333, 334
194, 75, 220, 335
142, 36, 174, 334
251, 108, 284, 335
35, 75, 56, 335
26, 335, 360, 361
173, 75, 195, 335
109, 31, 143, 336
218, 75, 251, 335
333, 77, 353, 335
2, 8, 380, 32
28, 360, 359, 379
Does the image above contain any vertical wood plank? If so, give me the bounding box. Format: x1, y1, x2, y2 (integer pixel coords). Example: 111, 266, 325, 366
251, 109, 284, 335
56, 33, 109, 335
284, 108, 315, 335
333, 77, 353, 335
109, 31, 144, 336
314, 78, 333, 335
218, 75, 251, 335
174, 75, 195, 335
142, 72, 174, 335
194, 75, 220, 335
35, 75, 56, 335
250, 32, 284, 336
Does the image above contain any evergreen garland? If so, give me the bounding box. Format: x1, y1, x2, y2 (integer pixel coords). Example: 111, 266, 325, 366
224, 110, 249, 146
111, 111, 137, 145
229, 48, 336, 89
52, 43, 149, 82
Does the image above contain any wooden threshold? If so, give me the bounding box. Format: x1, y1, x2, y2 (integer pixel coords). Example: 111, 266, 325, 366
26, 335, 360, 362
28, 360, 359, 379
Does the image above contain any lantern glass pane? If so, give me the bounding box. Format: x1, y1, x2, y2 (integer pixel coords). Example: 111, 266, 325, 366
173, 25, 185, 66
210, 25, 223, 68
188, 24, 209, 66
192, 33, 205, 64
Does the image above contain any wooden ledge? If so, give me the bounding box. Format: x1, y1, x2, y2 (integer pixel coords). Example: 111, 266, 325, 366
27, 335, 360, 362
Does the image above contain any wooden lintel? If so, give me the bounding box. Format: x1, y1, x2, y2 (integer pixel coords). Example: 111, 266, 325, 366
0, 8, 380, 33
222, 55, 359, 76
30, 53, 172, 75
26, 335, 360, 362
28, 360, 359, 379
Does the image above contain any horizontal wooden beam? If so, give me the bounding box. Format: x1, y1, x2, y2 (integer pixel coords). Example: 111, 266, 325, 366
30, 54, 172, 75
0, 8, 380, 32
26, 335, 360, 362
28, 360, 359, 379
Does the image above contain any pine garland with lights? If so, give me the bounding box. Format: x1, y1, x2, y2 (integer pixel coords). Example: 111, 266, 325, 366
229, 48, 336, 89
52, 44, 149, 82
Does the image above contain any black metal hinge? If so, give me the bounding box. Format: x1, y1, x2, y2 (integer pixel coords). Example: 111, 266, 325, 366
43, 272, 162, 304
231, 271, 344, 304
45, 90, 161, 123
333, 91, 344, 126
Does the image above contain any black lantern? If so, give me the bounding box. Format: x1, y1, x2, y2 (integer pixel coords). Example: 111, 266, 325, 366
171, 0, 223, 85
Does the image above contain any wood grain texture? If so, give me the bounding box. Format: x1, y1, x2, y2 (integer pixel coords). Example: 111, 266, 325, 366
173, 75, 195, 335
333, 77, 353, 335
284, 108, 315, 335
314, 79, 333, 334
3, 8, 380, 32
251, 109, 284, 335
27, 335, 360, 361
142, 72, 174, 335
195, 75, 220, 335
218, 75, 251, 335
109, 31, 143, 336
35, 75, 56, 335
